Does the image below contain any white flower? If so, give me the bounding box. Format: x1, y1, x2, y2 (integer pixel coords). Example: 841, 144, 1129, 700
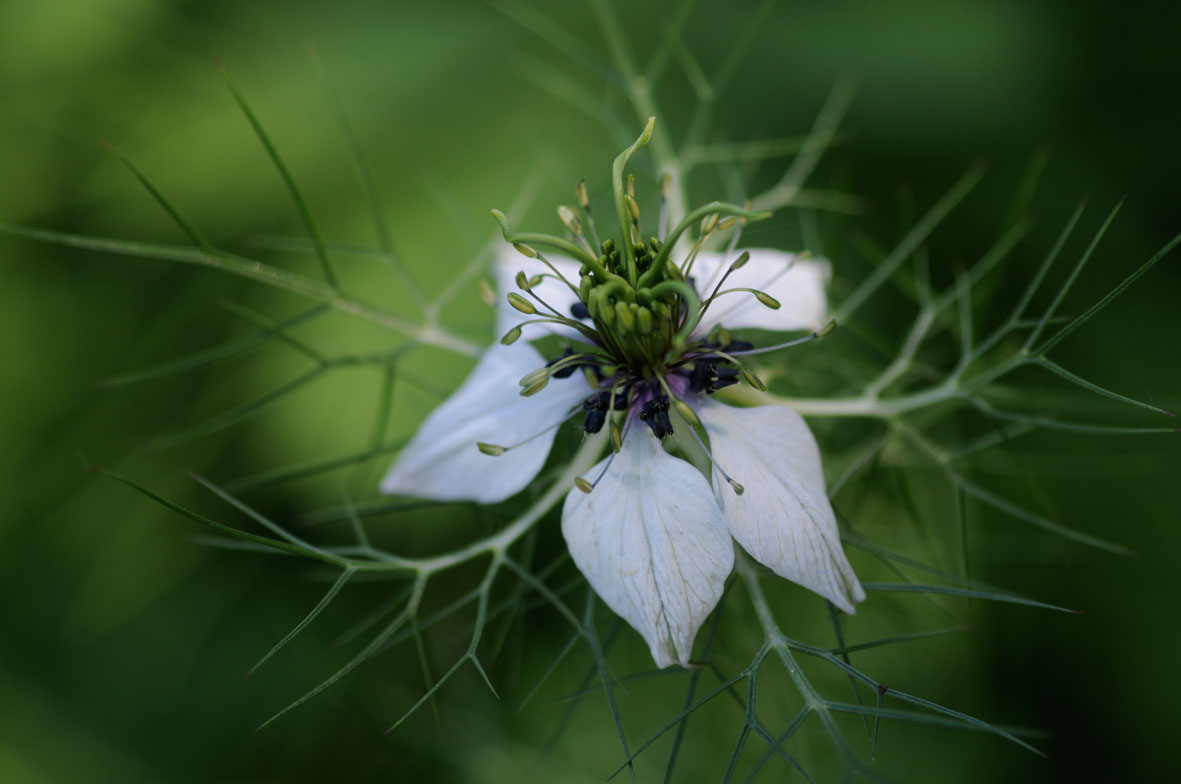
382, 242, 865, 668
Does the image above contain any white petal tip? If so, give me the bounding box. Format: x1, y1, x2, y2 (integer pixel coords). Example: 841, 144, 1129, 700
651, 650, 679, 670
829, 581, 868, 615
561, 432, 732, 673
378, 472, 399, 496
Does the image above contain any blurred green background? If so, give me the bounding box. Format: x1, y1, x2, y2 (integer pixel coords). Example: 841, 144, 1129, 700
1, 1, 1178, 781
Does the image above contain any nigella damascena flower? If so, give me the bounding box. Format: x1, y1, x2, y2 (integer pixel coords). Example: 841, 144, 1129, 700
382, 121, 864, 667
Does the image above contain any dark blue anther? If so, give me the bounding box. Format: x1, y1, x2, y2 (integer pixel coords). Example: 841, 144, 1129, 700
689, 360, 717, 393
639, 395, 674, 439
712, 366, 739, 391
570, 302, 590, 320
582, 392, 610, 434
689, 360, 740, 394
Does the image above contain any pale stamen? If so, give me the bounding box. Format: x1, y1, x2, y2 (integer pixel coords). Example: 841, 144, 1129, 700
500, 316, 600, 346
478, 403, 584, 456
679, 212, 721, 280
694, 213, 747, 294
534, 251, 583, 297
706, 252, 811, 327
508, 285, 602, 343
522, 350, 612, 385
723, 319, 837, 356
575, 419, 634, 493
680, 251, 750, 337
557, 203, 597, 259
654, 373, 701, 429
684, 424, 745, 496
524, 287, 578, 322
576, 180, 604, 251
701, 286, 780, 312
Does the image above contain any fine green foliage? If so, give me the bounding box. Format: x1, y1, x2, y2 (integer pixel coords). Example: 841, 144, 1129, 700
3, 1, 1176, 781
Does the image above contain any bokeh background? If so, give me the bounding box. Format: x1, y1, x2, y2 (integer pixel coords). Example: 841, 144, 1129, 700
1, 1, 1178, 781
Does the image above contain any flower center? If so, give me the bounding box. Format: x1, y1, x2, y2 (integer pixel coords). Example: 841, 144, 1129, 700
481, 117, 835, 478
577, 235, 684, 375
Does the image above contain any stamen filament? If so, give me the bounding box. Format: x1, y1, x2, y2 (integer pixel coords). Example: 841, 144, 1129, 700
492, 209, 608, 274
535, 350, 612, 380
568, 227, 598, 258
576, 179, 604, 251
607, 377, 628, 447
706, 287, 780, 310
532, 251, 582, 297
678, 225, 714, 281
638, 201, 771, 289
705, 252, 810, 328
575, 419, 635, 493
723, 320, 837, 356
525, 288, 580, 323
502, 316, 602, 345
684, 423, 744, 495
477, 402, 584, 455
687, 255, 747, 333
694, 217, 748, 299
655, 373, 701, 428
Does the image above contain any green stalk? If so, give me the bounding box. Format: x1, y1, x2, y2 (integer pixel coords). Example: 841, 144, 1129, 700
611, 117, 656, 284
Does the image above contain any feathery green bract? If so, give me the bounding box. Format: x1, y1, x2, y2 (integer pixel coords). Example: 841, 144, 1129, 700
246, 567, 355, 676
220, 65, 341, 289
860, 583, 1076, 613
107, 144, 216, 253
11, 1, 1172, 779
100, 305, 331, 387
0, 221, 479, 355
309, 47, 426, 306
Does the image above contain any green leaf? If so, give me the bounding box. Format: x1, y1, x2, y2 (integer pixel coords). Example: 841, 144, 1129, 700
1033, 357, 1174, 417
143, 366, 326, 451
1035, 230, 1181, 355
221, 64, 340, 287
92, 467, 344, 567
751, 77, 857, 213
1024, 199, 1123, 349
861, 583, 1076, 613
246, 567, 355, 676
951, 469, 1133, 555
965, 396, 1175, 436
826, 625, 967, 656
0, 221, 481, 354
310, 46, 425, 304
107, 144, 214, 252
823, 702, 1044, 754
259, 601, 417, 731
833, 162, 985, 321
225, 439, 406, 493
101, 305, 329, 387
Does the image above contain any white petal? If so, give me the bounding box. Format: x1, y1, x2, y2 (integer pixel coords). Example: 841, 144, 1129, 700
494, 245, 587, 341
561, 431, 733, 668
696, 399, 865, 613
380, 342, 590, 504
691, 248, 829, 335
